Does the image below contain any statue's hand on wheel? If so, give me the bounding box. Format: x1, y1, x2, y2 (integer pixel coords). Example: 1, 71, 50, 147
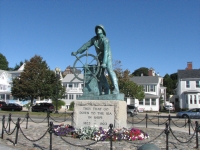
101, 64, 106, 68
71, 52, 78, 56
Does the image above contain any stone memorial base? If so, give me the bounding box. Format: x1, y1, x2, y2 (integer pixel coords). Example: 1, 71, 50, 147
73, 100, 127, 129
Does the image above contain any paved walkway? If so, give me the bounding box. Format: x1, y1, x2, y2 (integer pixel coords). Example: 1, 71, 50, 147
0, 118, 200, 150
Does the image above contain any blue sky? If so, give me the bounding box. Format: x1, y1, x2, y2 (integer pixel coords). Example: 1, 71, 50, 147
0, 0, 199, 77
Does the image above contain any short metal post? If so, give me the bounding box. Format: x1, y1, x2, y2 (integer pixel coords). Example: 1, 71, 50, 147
165, 123, 169, 150
185, 117, 187, 128
71, 112, 74, 126
1, 115, 5, 139
26, 112, 29, 129
14, 118, 21, 145
168, 114, 171, 127
109, 124, 113, 150
131, 112, 134, 127
188, 117, 191, 135
8, 113, 11, 132
47, 111, 50, 127
49, 121, 54, 150
145, 113, 148, 128
195, 121, 199, 148
158, 113, 159, 127
64, 109, 66, 121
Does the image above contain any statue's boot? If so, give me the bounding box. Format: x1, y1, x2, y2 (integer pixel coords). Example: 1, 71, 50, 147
112, 79, 119, 94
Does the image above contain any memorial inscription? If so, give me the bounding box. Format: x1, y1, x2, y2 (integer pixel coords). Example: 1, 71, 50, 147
76, 106, 114, 129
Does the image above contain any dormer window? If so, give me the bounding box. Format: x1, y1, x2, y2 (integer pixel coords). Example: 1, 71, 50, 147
196, 81, 200, 88
186, 81, 190, 88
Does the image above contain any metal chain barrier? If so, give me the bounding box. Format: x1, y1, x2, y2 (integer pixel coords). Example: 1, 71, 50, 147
19, 117, 26, 124
29, 116, 47, 123
134, 115, 145, 120
11, 119, 17, 125
3, 126, 17, 135
49, 116, 66, 123
19, 126, 49, 142
148, 117, 168, 126
148, 115, 159, 121
50, 113, 65, 119
127, 117, 146, 124
171, 119, 188, 128
169, 126, 195, 143
4, 120, 9, 129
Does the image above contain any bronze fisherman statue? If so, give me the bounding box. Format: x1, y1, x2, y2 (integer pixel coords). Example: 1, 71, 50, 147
71, 25, 119, 95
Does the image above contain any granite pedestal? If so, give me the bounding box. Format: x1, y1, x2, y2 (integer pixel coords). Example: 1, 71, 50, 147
73, 100, 127, 129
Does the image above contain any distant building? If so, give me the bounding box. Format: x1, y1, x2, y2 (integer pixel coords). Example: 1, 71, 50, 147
129, 68, 166, 112
61, 74, 83, 109
175, 62, 200, 110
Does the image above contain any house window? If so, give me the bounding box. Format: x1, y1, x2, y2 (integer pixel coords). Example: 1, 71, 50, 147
196, 81, 200, 88
149, 85, 155, 92
145, 99, 150, 105
139, 100, 143, 105
68, 84, 72, 88
194, 95, 197, 104
186, 81, 190, 88
151, 99, 156, 105
74, 83, 78, 87
143, 85, 146, 92
190, 95, 192, 104
69, 94, 74, 99
65, 94, 68, 99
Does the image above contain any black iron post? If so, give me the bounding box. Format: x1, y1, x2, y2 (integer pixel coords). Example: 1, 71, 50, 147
165, 123, 169, 150
109, 124, 113, 150
1, 115, 5, 139
14, 118, 21, 145
47, 111, 50, 127
145, 113, 148, 128
195, 121, 199, 148
8, 113, 11, 132
49, 121, 54, 150
188, 117, 191, 135
26, 112, 29, 129
168, 114, 171, 127
158, 113, 160, 127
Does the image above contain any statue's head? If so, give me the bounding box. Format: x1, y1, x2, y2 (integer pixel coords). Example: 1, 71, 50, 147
95, 25, 106, 36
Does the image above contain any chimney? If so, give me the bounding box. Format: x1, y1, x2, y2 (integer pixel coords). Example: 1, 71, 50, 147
148, 68, 154, 76
186, 62, 192, 70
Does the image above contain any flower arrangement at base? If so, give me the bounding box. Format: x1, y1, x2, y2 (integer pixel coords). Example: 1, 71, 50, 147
71, 126, 149, 141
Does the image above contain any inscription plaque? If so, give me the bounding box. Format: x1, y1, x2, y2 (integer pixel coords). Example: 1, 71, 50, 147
76, 106, 114, 129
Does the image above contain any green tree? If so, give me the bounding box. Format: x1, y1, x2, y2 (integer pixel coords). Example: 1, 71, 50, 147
52, 100, 66, 110
0, 53, 9, 70
11, 55, 65, 106
132, 67, 149, 76
109, 60, 145, 100
163, 74, 174, 98
69, 101, 74, 111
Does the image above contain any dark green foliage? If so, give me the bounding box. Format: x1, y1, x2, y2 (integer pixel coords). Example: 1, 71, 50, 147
69, 101, 74, 111
132, 67, 149, 76
109, 60, 145, 100
11, 55, 65, 106
0, 53, 9, 70
52, 100, 66, 110
163, 73, 177, 98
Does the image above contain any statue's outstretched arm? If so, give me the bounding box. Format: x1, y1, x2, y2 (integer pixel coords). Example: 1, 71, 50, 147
77, 37, 94, 54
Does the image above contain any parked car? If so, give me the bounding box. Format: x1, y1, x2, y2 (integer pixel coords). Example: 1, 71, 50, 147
163, 105, 174, 111
1, 103, 23, 111
176, 108, 200, 118
127, 105, 138, 114
32, 103, 55, 113
0, 101, 6, 109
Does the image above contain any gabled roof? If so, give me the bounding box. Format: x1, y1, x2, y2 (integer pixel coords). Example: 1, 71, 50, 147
130, 76, 159, 84
178, 69, 200, 79
62, 74, 83, 83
